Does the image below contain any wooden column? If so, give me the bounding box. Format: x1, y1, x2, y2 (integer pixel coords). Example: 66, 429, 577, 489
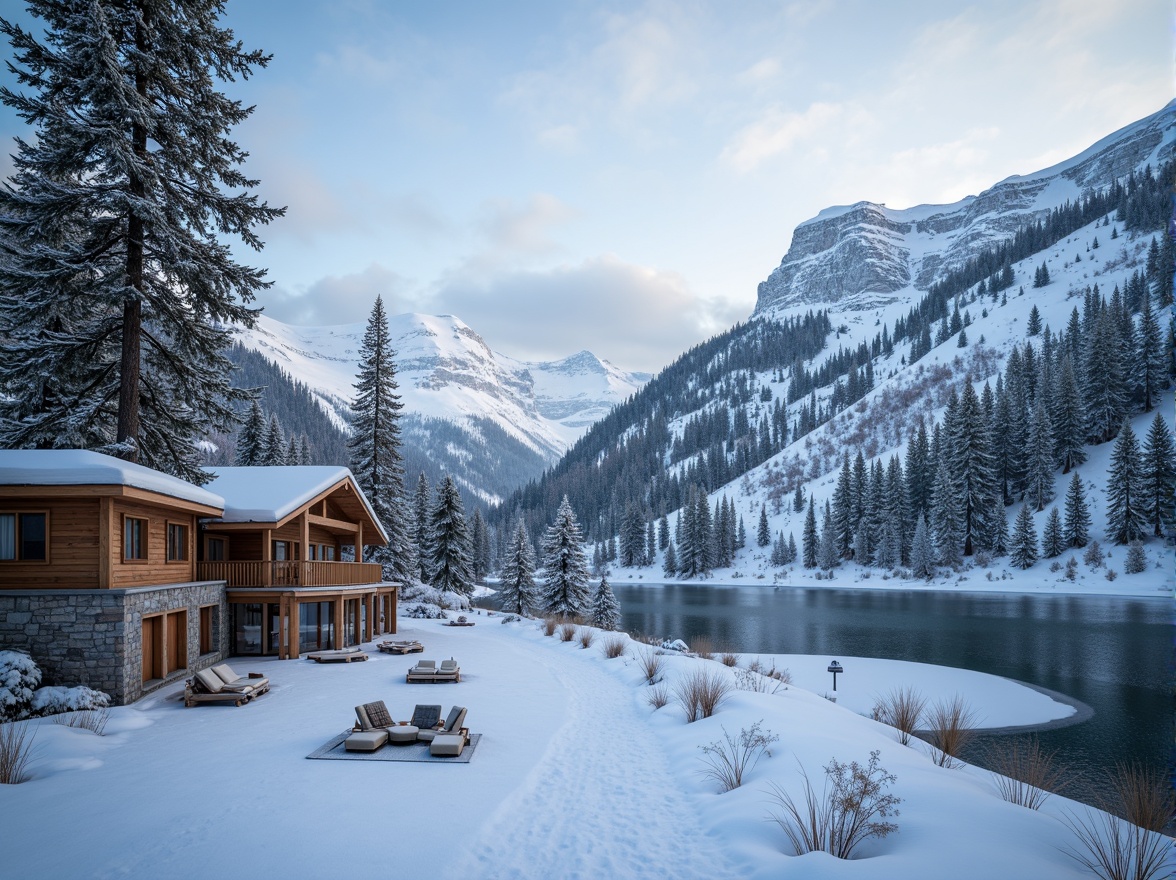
262, 529, 272, 587
278, 593, 289, 660
98, 497, 113, 588
334, 595, 345, 648
355, 521, 363, 563
365, 593, 374, 640
300, 511, 310, 586
288, 596, 300, 659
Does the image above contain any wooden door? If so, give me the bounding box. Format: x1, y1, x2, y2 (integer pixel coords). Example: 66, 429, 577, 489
142, 616, 163, 682
166, 611, 187, 674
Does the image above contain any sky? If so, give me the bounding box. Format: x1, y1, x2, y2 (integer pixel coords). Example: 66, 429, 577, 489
0, 0, 1171, 373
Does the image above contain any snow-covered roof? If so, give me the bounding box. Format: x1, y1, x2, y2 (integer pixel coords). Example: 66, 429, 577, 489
203, 466, 388, 542
0, 449, 224, 509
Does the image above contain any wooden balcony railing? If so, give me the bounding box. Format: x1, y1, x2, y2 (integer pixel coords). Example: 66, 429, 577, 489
197, 561, 383, 589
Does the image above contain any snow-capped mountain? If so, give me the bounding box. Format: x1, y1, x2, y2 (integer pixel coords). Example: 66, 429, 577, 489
755, 101, 1176, 314
233, 311, 650, 500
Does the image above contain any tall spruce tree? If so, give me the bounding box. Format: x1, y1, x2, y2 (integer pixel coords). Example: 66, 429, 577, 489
951, 382, 999, 553
262, 414, 285, 466
801, 495, 818, 568
1106, 420, 1146, 545
236, 400, 265, 466
1134, 292, 1167, 412
348, 296, 414, 583
1009, 505, 1038, 569
413, 473, 431, 582
1062, 472, 1091, 548
540, 496, 591, 617
1141, 411, 1176, 537
909, 513, 935, 579
1025, 396, 1055, 511
757, 504, 771, 547
498, 519, 537, 616
1041, 507, 1064, 558
428, 475, 474, 597
0, 1, 282, 482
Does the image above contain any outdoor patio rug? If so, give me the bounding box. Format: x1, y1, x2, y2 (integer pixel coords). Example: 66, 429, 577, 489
306, 731, 481, 764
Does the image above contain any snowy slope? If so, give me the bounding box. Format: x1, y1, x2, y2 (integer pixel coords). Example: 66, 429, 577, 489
755, 101, 1176, 313
235, 312, 650, 462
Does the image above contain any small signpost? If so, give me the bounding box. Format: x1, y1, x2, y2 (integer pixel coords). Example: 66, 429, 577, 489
827, 660, 843, 692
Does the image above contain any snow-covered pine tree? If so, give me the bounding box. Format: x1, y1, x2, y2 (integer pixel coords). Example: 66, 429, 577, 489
498, 519, 537, 616
646, 520, 657, 564
1134, 292, 1167, 412
757, 504, 770, 547
1141, 411, 1175, 537
793, 483, 805, 513
909, 513, 935, 579
470, 510, 488, 583
802, 495, 818, 568
1084, 309, 1129, 444
541, 496, 591, 617
0, 1, 281, 483
1025, 396, 1055, 512
297, 433, 312, 466
428, 475, 474, 598
818, 501, 839, 570
786, 532, 798, 564
414, 473, 431, 582
930, 456, 963, 566
1105, 419, 1146, 545
236, 400, 265, 466
348, 295, 415, 584
1124, 541, 1147, 575
1041, 508, 1064, 558
1062, 472, 1091, 548
951, 382, 999, 554
770, 532, 785, 566
831, 452, 853, 558
657, 514, 670, 551
590, 576, 621, 631
1009, 505, 1038, 570
1051, 356, 1086, 473
989, 496, 1009, 556
662, 538, 678, 577
263, 414, 286, 466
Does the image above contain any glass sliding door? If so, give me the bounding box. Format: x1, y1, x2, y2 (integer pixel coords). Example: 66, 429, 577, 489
298, 601, 335, 652
233, 603, 263, 655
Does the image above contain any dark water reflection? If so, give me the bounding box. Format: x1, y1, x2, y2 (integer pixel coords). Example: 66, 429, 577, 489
614, 583, 1173, 810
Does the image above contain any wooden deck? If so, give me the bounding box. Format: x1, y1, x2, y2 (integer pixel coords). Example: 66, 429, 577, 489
196, 560, 383, 588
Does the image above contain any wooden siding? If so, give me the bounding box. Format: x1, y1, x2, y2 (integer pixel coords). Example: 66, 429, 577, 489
109, 500, 199, 589
0, 497, 100, 588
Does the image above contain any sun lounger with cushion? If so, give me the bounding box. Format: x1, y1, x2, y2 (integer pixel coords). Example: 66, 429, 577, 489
184, 668, 261, 707
306, 646, 369, 663
211, 663, 269, 695
346, 700, 399, 751
406, 658, 460, 683
417, 706, 467, 743
377, 640, 424, 654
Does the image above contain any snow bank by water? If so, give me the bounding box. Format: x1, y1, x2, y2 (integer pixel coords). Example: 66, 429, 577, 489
0, 613, 1162, 879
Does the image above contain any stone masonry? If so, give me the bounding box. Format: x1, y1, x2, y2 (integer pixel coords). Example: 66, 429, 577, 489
0, 581, 229, 705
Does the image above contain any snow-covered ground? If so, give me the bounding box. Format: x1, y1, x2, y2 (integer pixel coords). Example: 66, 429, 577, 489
3, 612, 1161, 880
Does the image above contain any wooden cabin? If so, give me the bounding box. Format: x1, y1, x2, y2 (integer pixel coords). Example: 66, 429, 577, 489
198, 467, 397, 660
0, 451, 397, 705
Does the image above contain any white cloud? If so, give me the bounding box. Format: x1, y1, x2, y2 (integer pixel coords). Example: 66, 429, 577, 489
720, 102, 856, 173
478, 193, 576, 256
430, 254, 736, 372
262, 264, 415, 326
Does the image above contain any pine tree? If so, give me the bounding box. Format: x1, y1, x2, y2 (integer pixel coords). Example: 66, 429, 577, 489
1026, 305, 1042, 335
646, 519, 657, 564
236, 400, 265, 466
1009, 505, 1038, 569
662, 538, 678, 577
262, 414, 286, 466
657, 514, 670, 551
1134, 292, 1168, 412
0, 1, 282, 482
540, 496, 591, 617
1062, 472, 1091, 548
470, 510, 488, 584
817, 501, 839, 570
757, 504, 771, 547
909, 513, 935, 579
1141, 412, 1176, 537
413, 473, 431, 582
1084, 309, 1129, 444
428, 475, 474, 597
951, 382, 999, 553
990, 497, 1009, 556
1025, 396, 1055, 511
1124, 541, 1147, 575
498, 520, 537, 616
930, 456, 963, 566
348, 296, 414, 583
802, 495, 818, 568
1106, 420, 1146, 544
1051, 356, 1086, 473
1041, 508, 1064, 558
590, 576, 621, 631
793, 483, 805, 513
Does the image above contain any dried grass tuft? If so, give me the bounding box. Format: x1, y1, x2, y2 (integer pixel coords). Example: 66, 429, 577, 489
674, 667, 732, 723
0, 721, 36, 784
688, 635, 714, 660
52, 708, 110, 736
697, 721, 778, 792
1104, 761, 1176, 833
578, 628, 595, 649
923, 695, 978, 768
600, 635, 627, 659
719, 650, 739, 668
542, 617, 559, 637
872, 686, 927, 747
986, 736, 1067, 810
646, 683, 670, 710
558, 622, 578, 642
638, 648, 665, 685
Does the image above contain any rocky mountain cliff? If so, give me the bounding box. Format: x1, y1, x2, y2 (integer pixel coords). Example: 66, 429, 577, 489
755, 101, 1176, 314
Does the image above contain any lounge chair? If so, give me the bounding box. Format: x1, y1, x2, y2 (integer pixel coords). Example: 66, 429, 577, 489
184, 668, 262, 707
346, 700, 401, 751
417, 706, 467, 743
306, 646, 369, 663
406, 658, 460, 683
210, 663, 269, 695
377, 640, 424, 655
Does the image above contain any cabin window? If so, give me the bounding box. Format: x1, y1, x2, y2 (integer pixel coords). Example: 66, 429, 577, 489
206, 537, 226, 561
167, 522, 188, 562
324, 545, 336, 561
0, 512, 48, 562
307, 544, 318, 561
273, 540, 289, 561
123, 516, 147, 561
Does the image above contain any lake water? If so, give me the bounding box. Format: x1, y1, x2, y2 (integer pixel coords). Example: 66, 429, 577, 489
613, 582, 1172, 812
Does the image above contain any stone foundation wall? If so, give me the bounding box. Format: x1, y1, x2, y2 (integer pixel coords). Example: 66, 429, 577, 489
0, 581, 229, 705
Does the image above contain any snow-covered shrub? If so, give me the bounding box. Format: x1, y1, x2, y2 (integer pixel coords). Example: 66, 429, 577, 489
401, 603, 448, 620
734, 666, 784, 694
1104, 568, 1118, 582
30, 686, 110, 718
398, 582, 470, 611
0, 651, 41, 722
541, 616, 559, 637
1124, 542, 1147, 575
1064, 557, 1079, 581
1049, 561, 1063, 573
698, 721, 778, 792
499, 614, 520, 625
767, 750, 901, 859
1083, 540, 1104, 569
661, 638, 689, 653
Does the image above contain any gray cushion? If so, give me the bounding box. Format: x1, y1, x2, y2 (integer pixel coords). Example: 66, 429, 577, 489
430, 734, 465, 757
410, 704, 442, 729
442, 706, 466, 732
363, 701, 394, 729
388, 725, 420, 744
345, 730, 388, 751
195, 669, 225, 694
354, 705, 372, 730
439, 659, 458, 672
211, 664, 241, 684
